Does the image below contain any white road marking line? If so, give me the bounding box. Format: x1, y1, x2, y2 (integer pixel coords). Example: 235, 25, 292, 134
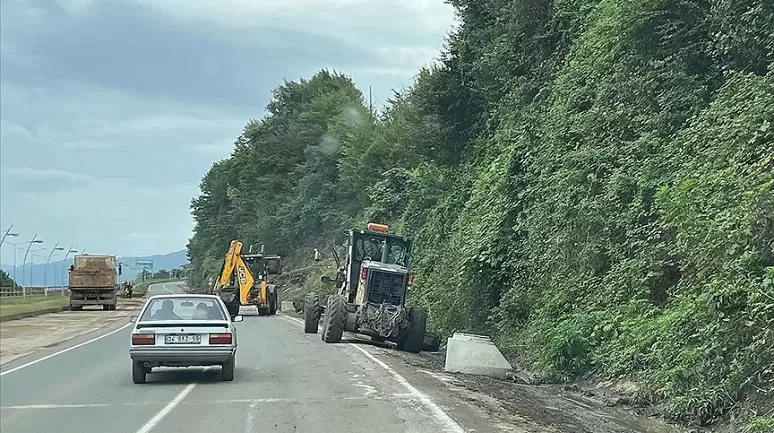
1, 403, 116, 409
0, 394, 419, 411
277, 313, 467, 433
161, 284, 173, 293
134, 368, 210, 433
349, 344, 466, 433
244, 401, 257, 433
0, 323, 132, 377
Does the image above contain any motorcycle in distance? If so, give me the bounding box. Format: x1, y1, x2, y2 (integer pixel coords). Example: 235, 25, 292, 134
122, 282, 133, 299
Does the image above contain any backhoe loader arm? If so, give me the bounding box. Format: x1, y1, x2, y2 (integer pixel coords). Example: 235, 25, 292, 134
213, 240, 243, 294
234, 254, 255, 305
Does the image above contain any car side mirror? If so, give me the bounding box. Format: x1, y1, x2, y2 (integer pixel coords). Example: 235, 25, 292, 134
232, 315, 244, 322
129, 315, 137, 323
321, 276, 335, 286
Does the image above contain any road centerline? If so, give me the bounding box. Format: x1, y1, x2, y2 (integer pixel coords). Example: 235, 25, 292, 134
134, 371, 207, 433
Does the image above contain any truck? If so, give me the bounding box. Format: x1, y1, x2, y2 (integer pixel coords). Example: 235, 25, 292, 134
68, 254, 120, 311
212, 240, 282, 317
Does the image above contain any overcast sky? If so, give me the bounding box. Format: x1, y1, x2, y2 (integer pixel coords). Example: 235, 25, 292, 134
0, 0, 456, 262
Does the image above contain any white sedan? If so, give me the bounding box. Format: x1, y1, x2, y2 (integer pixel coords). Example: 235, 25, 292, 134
128, 294, 242, 384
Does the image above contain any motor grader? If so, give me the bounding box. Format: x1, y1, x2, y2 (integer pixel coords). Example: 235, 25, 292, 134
212, 240, 282, 317
304, 223, 430, 353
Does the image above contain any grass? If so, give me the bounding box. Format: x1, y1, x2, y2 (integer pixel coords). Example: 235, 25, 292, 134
746, 417, 774, 433
0, 295, 69, 319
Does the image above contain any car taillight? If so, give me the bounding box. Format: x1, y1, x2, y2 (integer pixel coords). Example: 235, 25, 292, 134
407, 273, 413, 286
132, 333, 155, 345
360, 267, 368, 279
209, 333, 233, 345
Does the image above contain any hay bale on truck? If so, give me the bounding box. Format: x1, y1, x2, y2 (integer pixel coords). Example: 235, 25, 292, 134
68, 254, 119, 311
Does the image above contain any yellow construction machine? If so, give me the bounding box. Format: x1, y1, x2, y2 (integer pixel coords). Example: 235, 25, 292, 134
212, 240, 282, 317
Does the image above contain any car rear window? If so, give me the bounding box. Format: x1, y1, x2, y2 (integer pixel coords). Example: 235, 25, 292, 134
140, 297, 226, 321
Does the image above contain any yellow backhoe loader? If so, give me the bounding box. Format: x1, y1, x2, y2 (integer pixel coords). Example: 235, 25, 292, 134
212, 240, 282, 317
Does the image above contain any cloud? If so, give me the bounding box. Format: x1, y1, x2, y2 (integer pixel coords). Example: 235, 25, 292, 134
0, 0, 455, 257
190, 139, 237, 158
2, 166, 96, 182
2, 181, 198, 256
1, 0, 401, 109
134, 0, 456, 37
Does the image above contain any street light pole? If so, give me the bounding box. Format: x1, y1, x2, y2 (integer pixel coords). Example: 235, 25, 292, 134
22, 234, 43, 288
1, 225, 19, 247
29, 247, 46, 291
5, 241, 21, 284
45, 242, 64, 289
60, 246, 77, 286
1, 226, 20, 265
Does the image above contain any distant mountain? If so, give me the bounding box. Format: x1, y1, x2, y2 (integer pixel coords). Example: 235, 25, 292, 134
0, 249, 189, 287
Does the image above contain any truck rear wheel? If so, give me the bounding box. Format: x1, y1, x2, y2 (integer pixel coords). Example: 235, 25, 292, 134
322, 294, 346, 344
398, 307, 427, 354
304, 293, 320, 333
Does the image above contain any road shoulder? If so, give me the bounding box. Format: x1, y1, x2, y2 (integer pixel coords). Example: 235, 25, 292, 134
277, 311, 687, 433
0, 281, 187, 368
0, 298, 144, 367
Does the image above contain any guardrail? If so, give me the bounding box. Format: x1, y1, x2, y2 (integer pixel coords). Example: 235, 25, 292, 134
0, 286, 70, 297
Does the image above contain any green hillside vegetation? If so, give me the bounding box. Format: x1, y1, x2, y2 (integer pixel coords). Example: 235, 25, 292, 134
187, 0, 774, 427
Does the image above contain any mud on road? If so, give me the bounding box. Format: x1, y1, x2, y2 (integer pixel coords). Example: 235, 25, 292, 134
353, 334, 690, 433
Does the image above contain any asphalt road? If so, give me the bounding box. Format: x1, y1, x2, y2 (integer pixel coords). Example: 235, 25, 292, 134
0, 282, 495, 433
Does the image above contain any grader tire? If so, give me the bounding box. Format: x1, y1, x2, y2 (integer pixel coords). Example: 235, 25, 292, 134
399, 307, 427, 354
268, 289, 278, 315
304, 293, 320, 333
322, 295, 346, 343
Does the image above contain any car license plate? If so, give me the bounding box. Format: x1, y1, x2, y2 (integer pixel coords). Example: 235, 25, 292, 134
164, 334, 201, 344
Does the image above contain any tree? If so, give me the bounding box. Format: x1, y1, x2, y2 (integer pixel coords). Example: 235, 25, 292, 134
0, 269, 17, 287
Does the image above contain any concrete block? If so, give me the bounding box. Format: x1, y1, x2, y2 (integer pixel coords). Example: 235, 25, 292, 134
280, 300, 295, 312
444, 333, 512, 378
